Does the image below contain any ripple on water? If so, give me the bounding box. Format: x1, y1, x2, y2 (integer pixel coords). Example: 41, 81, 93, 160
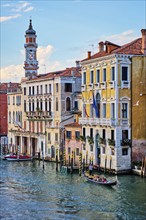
0, 160, 146, 220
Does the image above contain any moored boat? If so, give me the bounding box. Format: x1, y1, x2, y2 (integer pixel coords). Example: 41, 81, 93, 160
4, 154, 32, 161
84, 173, 117, 186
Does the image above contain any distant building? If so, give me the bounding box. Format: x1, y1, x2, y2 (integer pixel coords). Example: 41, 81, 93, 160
0, 82, 19, 153
80, 29, 146, 173
7, 20, 82, 159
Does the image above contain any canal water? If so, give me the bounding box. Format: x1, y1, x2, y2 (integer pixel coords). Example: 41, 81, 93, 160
0, 160, 146, 220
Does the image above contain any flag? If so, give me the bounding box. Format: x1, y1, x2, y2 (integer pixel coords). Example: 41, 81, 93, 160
92, 93, 99, 117
84, 104, 89, 117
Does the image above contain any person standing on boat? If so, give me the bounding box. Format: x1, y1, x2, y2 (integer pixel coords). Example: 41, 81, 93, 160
89, 163, 93, 176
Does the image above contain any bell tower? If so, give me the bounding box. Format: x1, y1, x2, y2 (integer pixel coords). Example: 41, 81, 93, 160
24, 19, 39, 78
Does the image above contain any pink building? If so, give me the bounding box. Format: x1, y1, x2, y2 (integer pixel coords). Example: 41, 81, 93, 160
64, 122, 82, 166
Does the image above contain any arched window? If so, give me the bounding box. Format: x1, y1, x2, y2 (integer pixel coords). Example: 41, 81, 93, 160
66, 97, 71, 111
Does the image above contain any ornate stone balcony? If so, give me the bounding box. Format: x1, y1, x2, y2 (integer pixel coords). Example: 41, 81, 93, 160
79, 117, 116, 127
26, 111, 53, 120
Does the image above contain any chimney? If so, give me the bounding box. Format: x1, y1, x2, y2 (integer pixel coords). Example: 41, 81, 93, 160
98, 41, 104, 52
75, 60, 80, 67
141, 29, 146, 54
87, 51, 91, 59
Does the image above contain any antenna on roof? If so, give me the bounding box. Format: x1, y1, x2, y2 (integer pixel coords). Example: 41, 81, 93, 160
89, 44, 94, 54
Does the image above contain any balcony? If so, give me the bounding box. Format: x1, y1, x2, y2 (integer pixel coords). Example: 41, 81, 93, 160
121, 139, 131, 146
79, 117, 116, 127
99, 137, 106, 145
100, 82, 106, 89
81, 84, 86, 92
120, 119, 129, 126
71, 108, 82, 114
108, 81, 115, 88
94, 83, 100, 89
121, 81, 130, 89
108, 138, 115, 146
26, 111, 53, 120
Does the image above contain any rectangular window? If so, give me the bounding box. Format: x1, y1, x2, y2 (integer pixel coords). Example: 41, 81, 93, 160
48, 133, 51, 141
13, 96, 15, 105
75, 131, 80, 139
56, 98, 58, 111
55, 133, 58, 141
122, 148, 128, 155
83, 72, 86, 84
45, 84, 47, 94
102, 147, 105, 154
24, 121, 26, 130
103, 103, 106, 118
122, 130, 128, 139
56, 83, 59, 92
24, 100, 26, 112
66, 131, 71, 139
37, 86, 39, 94
90, 70, 94, 83
96, 69, 100, 83
122, 66, 128, 81
65, 83, 72, 92
32, 86, 35, 95
111, 130, 114, 140
83, 128, 86, 137
32, 102, 34, 111
122, 103, 128, 118
111, 67, 115, 81
8, 96, 10, 105
90, 104, 93, 118
24, 87, 26, 95
40, 85, 43, 94
103, 68, 106, 82
74, 101, 78, 109
29, 102, 31, 112
29, 87, 31, 95
49, 84, 51, 93
76, 148, 79, 156
103, 129, 106, 139
111, 103, 115, 118
90, 128, 93, 138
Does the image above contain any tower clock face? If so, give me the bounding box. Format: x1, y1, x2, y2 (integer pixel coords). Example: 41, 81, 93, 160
28, 51, 34, 60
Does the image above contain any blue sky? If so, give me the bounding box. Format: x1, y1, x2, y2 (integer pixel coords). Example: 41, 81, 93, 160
1, 0, 146, 82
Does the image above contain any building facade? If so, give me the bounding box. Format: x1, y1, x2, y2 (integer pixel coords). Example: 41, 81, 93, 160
80, 29, 146, 173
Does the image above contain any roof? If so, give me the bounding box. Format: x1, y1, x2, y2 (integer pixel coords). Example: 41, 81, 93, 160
24, 66, 81, 82
65, 122, 82, 128
82, 38, 142, 62
0, 83, 20, 94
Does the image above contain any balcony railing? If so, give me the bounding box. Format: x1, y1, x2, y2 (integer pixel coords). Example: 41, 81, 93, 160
79, 117, 116, 127
99, 138, 106, 145
121, 139, 131, 146
26, 111, 53, 119
121, 81, 130, 89
108, 138, 115, 146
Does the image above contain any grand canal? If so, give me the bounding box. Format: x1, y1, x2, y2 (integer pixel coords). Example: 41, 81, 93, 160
0, 160, 146, 220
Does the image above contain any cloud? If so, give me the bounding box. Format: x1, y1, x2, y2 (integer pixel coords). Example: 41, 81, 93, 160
0, 44, 64, 82
0, 64, 24, 83
12, 2, 34, 13
102, 30, 139, 45
87, 29, 140, 50
0, 14, 21, 23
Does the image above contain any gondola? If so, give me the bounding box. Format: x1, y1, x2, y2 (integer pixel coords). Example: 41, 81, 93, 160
84, 173, 117, 186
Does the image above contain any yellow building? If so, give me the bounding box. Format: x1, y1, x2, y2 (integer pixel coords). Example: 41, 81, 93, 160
80, 29, 146, 173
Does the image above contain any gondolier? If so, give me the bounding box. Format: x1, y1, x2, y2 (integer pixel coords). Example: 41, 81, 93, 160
89, 163, 93, 175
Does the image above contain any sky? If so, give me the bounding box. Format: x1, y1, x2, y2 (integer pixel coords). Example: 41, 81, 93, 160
0, 0, 146, 83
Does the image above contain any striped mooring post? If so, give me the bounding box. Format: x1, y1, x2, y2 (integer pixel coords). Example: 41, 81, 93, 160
79, 152, 82, 176
63, 148, 66, 166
